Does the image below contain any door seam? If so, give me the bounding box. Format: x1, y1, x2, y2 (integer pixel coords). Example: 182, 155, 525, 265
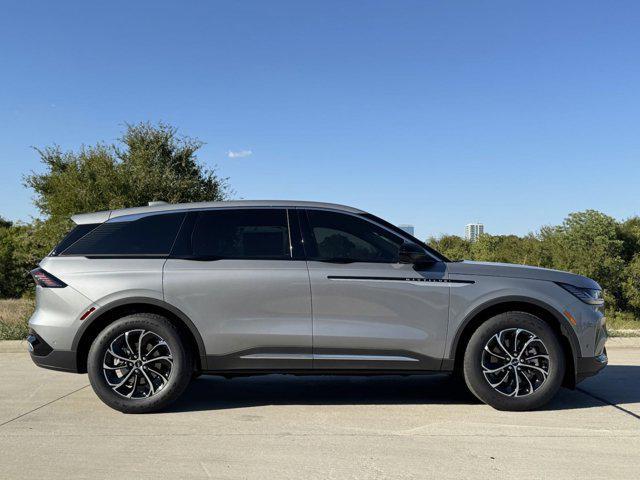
305, 259, 315, 369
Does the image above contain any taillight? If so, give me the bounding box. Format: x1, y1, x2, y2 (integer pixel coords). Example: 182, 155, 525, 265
30, 268, 67, 288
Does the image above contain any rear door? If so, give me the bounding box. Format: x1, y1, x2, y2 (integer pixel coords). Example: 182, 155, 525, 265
163, 208, 313, 371
299, 209, 450, 371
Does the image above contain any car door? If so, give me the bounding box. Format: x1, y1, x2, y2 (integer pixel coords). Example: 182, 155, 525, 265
163, 208, 312, 371
299, 208, 450, 371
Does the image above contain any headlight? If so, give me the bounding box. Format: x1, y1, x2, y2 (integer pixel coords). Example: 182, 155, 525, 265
556, 282, 604, 305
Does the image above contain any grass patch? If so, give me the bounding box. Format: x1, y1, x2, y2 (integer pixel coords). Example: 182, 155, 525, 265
0, 297, 35, 340
606, 310, 640, 337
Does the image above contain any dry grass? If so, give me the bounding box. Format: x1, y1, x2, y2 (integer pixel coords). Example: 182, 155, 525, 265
0, 297, 35, 340
606, 310, 640, 337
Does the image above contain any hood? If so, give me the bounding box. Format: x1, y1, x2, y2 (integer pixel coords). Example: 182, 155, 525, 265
447, 261, 601, 290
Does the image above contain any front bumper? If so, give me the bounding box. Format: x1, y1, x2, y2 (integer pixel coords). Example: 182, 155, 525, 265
567, 297, 607, 385
575, 348, 608, 384
27, 331, 78, 373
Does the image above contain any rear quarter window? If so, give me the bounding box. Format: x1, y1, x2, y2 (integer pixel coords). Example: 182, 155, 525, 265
50, 223, 99, 256
61, 212, 185, 257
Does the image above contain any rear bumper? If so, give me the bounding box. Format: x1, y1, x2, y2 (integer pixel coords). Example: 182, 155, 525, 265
27, 331, 79, 373
575, 349, 608, 384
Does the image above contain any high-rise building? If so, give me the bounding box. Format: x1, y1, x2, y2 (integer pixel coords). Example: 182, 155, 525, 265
398, 224, 415, 237
465, 223, 484, 242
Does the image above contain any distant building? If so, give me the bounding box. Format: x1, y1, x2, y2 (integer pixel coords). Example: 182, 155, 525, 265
465, 223, 484, 242
398, 224, 415, 237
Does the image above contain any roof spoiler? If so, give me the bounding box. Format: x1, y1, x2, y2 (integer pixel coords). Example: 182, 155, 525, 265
70, 210, 111, 225
71, 201, 170, 224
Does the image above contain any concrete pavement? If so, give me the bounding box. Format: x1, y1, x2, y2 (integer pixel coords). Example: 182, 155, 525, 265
0, 343, 639, 479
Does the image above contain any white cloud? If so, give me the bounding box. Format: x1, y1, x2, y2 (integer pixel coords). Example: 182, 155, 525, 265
227, 149, 253, 159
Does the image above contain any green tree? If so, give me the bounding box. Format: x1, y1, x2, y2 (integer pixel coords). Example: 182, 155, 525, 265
470, 234, 547, 266
116, 122, 229, 209
541, 210, 625, 307
0, 219, 25, 297
26, 122, 229, 222
427, 235, 471, 261
618, 217, 640, 262
623, 254, 640, 312
23, 122, 230, 254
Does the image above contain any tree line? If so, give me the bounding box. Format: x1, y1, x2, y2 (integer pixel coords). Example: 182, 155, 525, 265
0, 122, 638, 322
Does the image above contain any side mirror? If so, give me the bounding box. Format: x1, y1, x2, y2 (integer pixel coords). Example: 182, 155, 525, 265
399, 242, 435, 268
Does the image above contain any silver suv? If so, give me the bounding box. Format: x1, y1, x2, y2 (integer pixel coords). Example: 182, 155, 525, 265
28, 201, 607, 413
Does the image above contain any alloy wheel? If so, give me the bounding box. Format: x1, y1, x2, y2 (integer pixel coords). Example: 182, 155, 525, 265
102, 329, 173, 399
481, 328, 550, 397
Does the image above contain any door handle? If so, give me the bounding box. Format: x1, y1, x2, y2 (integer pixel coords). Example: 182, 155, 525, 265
316, 257, 358, 264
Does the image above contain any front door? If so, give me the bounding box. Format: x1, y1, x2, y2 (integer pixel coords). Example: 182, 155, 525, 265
163, 208, 312, 371
299, 209, 450, 371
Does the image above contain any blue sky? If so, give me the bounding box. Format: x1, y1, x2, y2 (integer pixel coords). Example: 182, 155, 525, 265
1, 1, 638, 239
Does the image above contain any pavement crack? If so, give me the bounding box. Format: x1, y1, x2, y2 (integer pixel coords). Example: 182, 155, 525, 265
0, 385, 89, 428
200, 462, 213, 478
576, 387, 640, 421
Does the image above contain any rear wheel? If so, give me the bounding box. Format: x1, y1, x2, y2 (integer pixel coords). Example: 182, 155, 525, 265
463, 311, 565, 411
87, 313, 193, 413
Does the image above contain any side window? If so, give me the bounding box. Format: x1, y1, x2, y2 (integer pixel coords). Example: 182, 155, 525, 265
62, 212, 185, 256
305, 210, 402, 263
189, 209, 291, 260
50, 223, 99, 256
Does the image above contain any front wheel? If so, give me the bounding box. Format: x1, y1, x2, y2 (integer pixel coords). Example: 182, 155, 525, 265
87, 313, 193, 413
463, 312, 565, 411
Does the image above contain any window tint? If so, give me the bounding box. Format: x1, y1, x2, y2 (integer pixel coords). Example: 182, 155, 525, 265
189, 209, 290, 260
305, 210, 402, 263
62, 212, 185, 256
50, 223, 99, 256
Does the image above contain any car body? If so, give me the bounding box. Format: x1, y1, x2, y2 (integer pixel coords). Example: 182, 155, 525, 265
27, 200, 608, 412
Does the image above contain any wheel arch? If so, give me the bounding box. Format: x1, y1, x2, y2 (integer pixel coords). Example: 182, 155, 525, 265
447, 297, 579, 388
72, 297, 206, 373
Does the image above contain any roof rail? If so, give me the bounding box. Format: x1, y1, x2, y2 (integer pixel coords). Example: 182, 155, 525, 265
147, 201, 168, 207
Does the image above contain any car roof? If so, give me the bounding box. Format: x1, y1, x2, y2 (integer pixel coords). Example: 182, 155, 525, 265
71, 200, 366, 224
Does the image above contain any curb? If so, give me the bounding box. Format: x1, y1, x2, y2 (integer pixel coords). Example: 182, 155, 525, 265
605, 337, 640, 349
0, 340, 28, 353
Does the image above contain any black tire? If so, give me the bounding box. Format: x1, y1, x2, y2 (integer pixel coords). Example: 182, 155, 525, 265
87, 313, 193, 413
463, 311, 565, 411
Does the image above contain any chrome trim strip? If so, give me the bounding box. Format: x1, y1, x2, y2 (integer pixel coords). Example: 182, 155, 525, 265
240, 353, 313, 360
327, 276, 473, 287
313, 354, 419, 362
285, 210, 293, 259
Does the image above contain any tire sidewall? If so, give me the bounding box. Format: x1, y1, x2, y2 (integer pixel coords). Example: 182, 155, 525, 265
463, 312, 566, 411
87, 314, 192, 413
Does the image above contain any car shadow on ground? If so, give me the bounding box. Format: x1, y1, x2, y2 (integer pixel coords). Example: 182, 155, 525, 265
166, 365, 640, 414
